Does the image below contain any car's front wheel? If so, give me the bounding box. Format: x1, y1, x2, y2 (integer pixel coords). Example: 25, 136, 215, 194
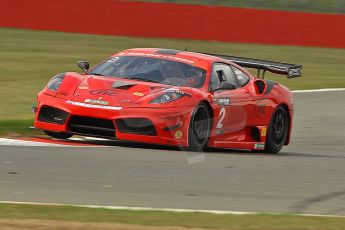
188, 103, 211, 152
44, 131, 73, 139
265, 106, 289, 154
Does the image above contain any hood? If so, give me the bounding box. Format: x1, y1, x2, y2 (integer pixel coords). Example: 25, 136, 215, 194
72, 76, 172, 107
46, 73, 203, 108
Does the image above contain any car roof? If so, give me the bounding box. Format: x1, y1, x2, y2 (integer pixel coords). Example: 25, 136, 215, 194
113, 48, 224, 69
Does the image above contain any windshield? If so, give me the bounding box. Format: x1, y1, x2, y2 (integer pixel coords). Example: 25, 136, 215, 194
90, 56, 207, 88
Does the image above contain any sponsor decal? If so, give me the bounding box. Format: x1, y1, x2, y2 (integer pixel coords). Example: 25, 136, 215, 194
175, 131, 183, 139
215, 130, 224, 135
133, 92, 145, 97
84, 99, 109, 106
66, 101, 122, 111
78, 86, 89, 90
121, 100, 140, 105
257, 105, 266, 114
56, 92, 68, 97
217, 98, 230, 106
254, 143, 265, 150
261, 127, 267, 137
90, 90, 117, 96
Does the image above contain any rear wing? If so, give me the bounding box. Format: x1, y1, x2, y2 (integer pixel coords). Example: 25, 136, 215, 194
202, 52, 303, 79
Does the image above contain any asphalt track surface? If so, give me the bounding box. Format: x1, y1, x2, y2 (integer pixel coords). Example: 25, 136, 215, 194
0, 91, 344, 215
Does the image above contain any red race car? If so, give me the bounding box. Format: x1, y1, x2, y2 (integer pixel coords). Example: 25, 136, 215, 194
33, 48, 302, 153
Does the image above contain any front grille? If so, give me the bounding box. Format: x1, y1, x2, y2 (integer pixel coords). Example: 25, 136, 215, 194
115, 118, 157, 136
38, 106, 69, 125
68, 116, 116, 138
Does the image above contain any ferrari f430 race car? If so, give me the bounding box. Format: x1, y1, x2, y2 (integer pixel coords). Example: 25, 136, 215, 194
33, 48, 302, 153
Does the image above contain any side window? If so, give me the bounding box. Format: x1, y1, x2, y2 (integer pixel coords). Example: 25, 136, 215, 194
210, 63, 238, 90
231, 66, 250, 87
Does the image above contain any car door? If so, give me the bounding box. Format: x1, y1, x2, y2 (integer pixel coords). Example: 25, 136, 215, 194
210, 63, 254, 142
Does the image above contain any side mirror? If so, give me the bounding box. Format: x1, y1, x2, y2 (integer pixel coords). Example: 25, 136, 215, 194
77, 61, 89, 74
254, 80, 266, 94
214, 82, 237, 91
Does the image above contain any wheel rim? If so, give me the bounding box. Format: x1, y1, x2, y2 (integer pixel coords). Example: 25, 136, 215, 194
272, 109, 287, 145
192, 106, 210, 146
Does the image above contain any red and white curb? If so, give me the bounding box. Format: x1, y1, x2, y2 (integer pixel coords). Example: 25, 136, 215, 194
0, 138, 64, 147
0, 137, 109, 147
0, 201, 344, 218
292, 88, 345, 93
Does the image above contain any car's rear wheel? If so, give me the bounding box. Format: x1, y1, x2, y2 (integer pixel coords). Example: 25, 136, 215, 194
265, 106, 289, 154
44, 131, 73, 139
188, 103, 211, 152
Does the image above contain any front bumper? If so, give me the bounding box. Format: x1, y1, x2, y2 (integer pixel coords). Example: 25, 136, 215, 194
34, 95, 193, 147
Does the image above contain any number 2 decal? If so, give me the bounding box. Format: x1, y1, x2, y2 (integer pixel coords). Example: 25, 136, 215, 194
216, 108, 226, 129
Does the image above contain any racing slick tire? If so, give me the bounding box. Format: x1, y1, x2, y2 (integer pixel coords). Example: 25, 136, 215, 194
188, 103, 211, 152
44, 131, 73, 139
265, 106, 289, 154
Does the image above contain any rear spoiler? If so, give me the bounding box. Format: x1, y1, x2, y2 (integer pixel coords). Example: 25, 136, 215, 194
202, 52, 303, 79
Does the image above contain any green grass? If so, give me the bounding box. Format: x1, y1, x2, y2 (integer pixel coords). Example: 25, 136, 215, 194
137, 0, 345, 14
0, 203, 344, 230
0, 119, 39, 135
0, 27, 345, 126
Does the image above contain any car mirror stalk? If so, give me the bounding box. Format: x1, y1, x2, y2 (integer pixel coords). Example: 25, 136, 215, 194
77, 61, 90, 74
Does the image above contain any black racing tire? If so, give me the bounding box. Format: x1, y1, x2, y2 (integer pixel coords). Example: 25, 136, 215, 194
44, 130, 73, 139
265, 106, 289, 154
188, 103, 211, 152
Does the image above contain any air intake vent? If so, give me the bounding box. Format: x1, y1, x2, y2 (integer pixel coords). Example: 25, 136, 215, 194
68, 116, 116, 138
115, 118, 157, 136
38, 106, 69, 125
251, 127, 260, 141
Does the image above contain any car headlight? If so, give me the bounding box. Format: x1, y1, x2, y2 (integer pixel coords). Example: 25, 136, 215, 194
47, 73, 65, 91
150, 91, 186, 104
